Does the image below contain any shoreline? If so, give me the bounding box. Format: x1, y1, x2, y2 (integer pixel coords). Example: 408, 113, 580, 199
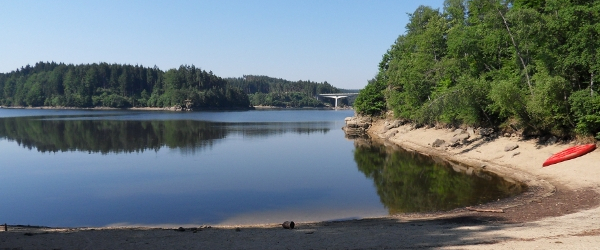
364, 119, 558, 214
2, 115, 600, 249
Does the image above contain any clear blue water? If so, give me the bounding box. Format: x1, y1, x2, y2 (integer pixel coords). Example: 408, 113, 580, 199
0, 108, 522, 228
0, 109, 388, 227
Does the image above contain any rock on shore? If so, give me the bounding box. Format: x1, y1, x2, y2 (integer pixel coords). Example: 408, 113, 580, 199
342, 115, 372, 137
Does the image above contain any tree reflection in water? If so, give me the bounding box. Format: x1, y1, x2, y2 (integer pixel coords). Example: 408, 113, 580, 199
354, 139, 525, 214
0, 116, 329, 154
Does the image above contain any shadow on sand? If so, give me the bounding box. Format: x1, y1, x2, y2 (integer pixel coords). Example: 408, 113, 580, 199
0, 215, 515, 249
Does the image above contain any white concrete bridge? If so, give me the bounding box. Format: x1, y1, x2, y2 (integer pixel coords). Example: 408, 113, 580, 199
318, 93, 359, 108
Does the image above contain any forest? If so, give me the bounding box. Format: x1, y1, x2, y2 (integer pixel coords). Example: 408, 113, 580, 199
225, 75, 344, 107
354, 0, 600, 139
0, 62, 346, 109
0, 62, 250, 109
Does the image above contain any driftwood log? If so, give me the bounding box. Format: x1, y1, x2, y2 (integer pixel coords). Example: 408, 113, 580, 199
466, 207, 504, 213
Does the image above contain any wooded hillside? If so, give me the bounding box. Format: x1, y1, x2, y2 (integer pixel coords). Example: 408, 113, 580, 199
0, 62, 250, 109
226, 75, 343, 107
355, 0, 600, 139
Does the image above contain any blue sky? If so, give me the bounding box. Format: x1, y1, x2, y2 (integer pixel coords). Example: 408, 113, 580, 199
0, 0, 445, 89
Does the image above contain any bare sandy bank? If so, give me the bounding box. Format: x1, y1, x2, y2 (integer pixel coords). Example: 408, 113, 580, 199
2, 116, 600, 249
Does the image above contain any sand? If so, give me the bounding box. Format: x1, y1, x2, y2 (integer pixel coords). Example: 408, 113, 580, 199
2, 117, 600, 249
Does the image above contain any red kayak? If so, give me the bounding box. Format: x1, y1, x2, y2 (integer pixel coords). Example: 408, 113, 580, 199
542, 144, 596, 167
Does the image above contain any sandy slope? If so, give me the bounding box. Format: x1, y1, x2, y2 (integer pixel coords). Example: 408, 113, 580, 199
371, 118, 600, 250
1, 117, 600, 249
377, 121, 600, 192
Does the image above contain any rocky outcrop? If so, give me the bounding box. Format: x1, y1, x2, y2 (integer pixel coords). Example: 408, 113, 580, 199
380, 120, 405, 133
432, 139, 446, 147
477, 128, 495, 136
449, 129, 470, 146
343, 115, 372, 138
431, 128, 473, 149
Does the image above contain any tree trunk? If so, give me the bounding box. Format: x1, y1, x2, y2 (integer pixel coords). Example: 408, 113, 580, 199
497, 8, 533, 95
590, 72, 594, 96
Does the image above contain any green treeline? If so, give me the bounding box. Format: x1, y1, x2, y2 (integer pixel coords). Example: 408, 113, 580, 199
0, 62, 250, 109
355, 0, 600, 138
226, 75, 343, 107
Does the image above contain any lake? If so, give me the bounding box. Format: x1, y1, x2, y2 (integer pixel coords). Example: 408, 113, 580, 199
0, 109, 522, 227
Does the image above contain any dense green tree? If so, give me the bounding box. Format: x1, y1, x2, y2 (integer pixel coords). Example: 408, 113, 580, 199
354, 77, 386, 116
355, 0, 600, 138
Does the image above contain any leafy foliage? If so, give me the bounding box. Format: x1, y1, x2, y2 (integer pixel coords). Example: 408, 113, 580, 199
355, 0, 600, 138
570, 90, 600, 138
354, 77, 386, 115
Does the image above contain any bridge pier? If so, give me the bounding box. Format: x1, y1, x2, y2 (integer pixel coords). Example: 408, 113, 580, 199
320, 95, 348, 109
318, 93, 358, 109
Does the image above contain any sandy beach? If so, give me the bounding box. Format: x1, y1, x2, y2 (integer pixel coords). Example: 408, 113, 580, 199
2, 116, 600, 249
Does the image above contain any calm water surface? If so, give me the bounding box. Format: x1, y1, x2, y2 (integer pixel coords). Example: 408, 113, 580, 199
0, 109, 522, 227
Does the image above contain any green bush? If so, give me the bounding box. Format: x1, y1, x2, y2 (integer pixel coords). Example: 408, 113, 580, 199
355, 78, 386, 116
570, 90, 600, 137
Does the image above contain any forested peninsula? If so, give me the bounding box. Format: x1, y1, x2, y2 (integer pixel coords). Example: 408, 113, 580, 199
0, 62, 345, 110
226, 75, 343, 107
0, 62, 250, 109
355, 0, 600, 139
